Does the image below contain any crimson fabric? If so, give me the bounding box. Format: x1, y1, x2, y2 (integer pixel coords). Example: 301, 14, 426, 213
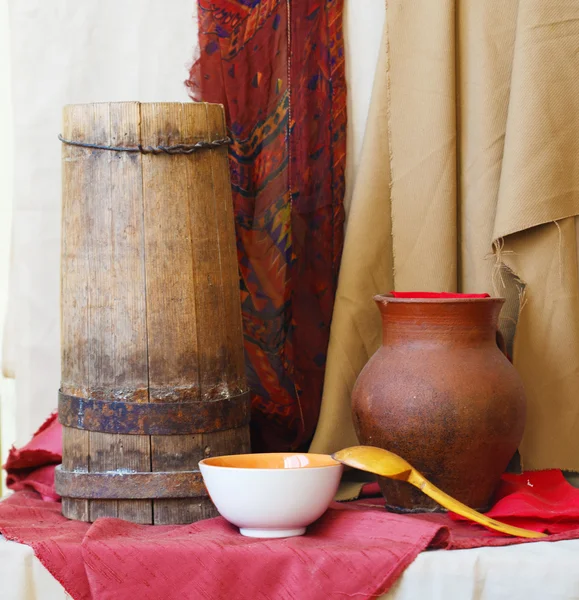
4, 488, 579, 600
390, 292, 491, 299
454, 470, 579, 534
344, 499, 579, 550
4, 416, 579, 598
0, 491, 443, 600
3, 412, 61, 501
186, 1, 346, 452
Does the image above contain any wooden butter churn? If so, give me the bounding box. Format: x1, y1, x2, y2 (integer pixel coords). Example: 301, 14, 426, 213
56, 102, 250, 524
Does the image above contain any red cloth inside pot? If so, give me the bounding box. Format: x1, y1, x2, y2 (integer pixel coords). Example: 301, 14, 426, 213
390, 291, 491, 298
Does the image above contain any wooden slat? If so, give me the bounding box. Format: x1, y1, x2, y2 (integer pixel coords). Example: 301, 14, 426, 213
203, 104, 251, 461
60, 104, 100, 522
61, 428, 89, 521
188, 104, 247, 520
60, 103, 151, 522
141, 103, 205, 524
205, 104, 247, 397
83, 103, 117, 521
86, 102, 151, 523
188, 104, 229, 400
107, 102, 152, 523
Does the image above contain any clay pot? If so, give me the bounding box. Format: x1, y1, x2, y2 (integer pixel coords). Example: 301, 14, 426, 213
351, 295, 526, 512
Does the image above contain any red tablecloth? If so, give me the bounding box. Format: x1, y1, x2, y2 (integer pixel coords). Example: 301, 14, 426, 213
3, 414, 579, 600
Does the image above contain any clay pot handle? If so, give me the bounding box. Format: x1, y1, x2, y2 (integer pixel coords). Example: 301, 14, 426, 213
495, 330, 511, 362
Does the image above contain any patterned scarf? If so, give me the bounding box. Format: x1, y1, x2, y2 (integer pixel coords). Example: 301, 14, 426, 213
187, 0, 345, 451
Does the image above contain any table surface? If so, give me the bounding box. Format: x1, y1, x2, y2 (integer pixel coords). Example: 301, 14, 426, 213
2, 534, 579, 600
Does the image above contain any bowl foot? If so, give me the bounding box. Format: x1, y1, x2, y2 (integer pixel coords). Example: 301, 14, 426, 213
239, 527, 306, 538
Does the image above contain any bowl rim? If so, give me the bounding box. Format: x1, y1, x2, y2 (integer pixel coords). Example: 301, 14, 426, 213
199, 452, 342, 471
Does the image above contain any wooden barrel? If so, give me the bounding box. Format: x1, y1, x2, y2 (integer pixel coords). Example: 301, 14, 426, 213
56, 102, 250, 524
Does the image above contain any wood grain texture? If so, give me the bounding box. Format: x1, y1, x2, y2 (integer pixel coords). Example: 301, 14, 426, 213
205, 104, 247, 395
61, 104, 98, 522
140, 103, 248, 524
60, 102, 249, 524
140, 102, 204, 523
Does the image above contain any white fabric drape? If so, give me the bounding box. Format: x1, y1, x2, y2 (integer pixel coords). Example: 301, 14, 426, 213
343, 1, 386, 215
0, 0, 16, 476
2, 0, 198, 446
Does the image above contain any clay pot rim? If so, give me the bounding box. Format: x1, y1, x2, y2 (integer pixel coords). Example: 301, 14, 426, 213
374, 294, 505, 304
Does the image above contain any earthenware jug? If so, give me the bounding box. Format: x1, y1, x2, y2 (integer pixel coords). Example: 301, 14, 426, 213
351, 294, 526, 512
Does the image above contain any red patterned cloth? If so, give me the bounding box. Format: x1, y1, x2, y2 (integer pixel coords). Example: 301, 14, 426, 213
3, 414, 579, 599
187, 1, 346, 451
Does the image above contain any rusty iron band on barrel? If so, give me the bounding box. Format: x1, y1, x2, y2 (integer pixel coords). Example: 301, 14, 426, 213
58, 390, 251, 435
54, 466, 206, 499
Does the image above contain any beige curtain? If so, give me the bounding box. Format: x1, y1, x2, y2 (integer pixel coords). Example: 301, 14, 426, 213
311, 0, 579, 472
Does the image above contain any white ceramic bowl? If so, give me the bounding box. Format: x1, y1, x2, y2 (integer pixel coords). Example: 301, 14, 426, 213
199, 453, 343, 538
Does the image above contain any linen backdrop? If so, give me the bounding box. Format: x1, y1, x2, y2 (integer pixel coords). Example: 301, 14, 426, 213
1, 0, 198, 448
311, 0, 579, 472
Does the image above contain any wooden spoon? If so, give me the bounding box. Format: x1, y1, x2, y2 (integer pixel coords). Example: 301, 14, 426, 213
332, 446, 547, 539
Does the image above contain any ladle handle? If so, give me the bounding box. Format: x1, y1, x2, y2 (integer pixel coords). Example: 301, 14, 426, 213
407, 470, 546, 539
